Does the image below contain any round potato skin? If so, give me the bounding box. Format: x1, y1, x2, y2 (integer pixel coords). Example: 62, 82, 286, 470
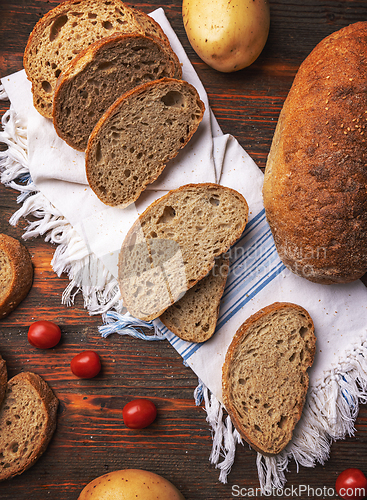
183, 0, 270, 72
78, 469, 186, 500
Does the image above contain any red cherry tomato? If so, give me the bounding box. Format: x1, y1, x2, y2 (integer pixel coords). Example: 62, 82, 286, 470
70, 351, 101, 379
122, 399, 157, 429
336, 468, 367, 500
27, 320, 61, 349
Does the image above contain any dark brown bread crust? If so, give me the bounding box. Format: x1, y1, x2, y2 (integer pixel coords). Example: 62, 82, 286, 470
0, 372, 59, 481
263, 22, 367, 284
222, 302, 316, 456
0, 234, 33, 319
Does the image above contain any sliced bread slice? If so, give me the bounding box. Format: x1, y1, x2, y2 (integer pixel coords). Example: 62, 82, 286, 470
0, 234, 33, 319
160, 253, 230, 343
0, 372, 59, 481
53, 33, 182, 151
85, 78, 205, 207
118, 183, 248, 321
23, 0, 170, 118
222, 302, 316, 456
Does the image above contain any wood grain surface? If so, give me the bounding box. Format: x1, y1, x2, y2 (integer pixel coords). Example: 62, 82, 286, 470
1, 1, 367, 499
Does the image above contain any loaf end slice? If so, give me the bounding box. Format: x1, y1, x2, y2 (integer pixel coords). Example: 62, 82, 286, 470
118, 183, 248, 321
53, 33, 182, 151
160, 254, 230, 342
23, 0, 169, 118
0, 372, 59, 481
0, 234, 33, 319
85, 78, 205, 207
222, 302, 316, 456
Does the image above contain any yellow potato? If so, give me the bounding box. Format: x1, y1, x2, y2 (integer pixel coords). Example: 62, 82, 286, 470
78, 469, 186, 500
183, 0, 270, 72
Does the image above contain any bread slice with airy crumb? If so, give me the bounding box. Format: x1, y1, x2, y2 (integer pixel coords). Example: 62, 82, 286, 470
222, 302, 316, 456
85, 78, 205, 207
23, 0, 171, 118
160, 254, 229, 343
0, 234, 33, 319
0, 372, 58, 481
53, 33, 182, 151
118, 183, 248, 321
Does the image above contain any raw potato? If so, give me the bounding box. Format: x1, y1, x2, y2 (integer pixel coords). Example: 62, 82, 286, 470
183, 0, 270, 72
78, 469, 186, 499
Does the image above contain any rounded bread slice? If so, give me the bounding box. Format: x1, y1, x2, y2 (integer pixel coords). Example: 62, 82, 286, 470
23, 0, 170, 118
222, 302, 316, 456
0, 234, 33, 319
160, 254, 230, 343
118, 183, 248, 321
53, 33, 182, 151
0, 372, 59, 481
85, 78, 205, 207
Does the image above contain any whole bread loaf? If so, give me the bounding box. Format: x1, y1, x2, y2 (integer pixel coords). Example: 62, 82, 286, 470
23, 0, 170, 118
53, 33, 182, 151
222, 302, 316, 456
0, 372, 58, 481
160, 253, 229, 343
0, 234, 33, 319
85, 78, 205, 207
263, 22, 367, 284
118, 184, 248, 321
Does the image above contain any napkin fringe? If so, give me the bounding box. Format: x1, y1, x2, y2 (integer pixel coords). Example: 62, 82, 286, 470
0, 84, 8, 101
99, 310, 166, 340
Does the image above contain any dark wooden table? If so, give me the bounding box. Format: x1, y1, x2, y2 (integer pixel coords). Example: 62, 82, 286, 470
0, 1, 367, 499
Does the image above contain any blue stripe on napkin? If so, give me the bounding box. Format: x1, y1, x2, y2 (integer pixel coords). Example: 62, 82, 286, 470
157, 209, 285, 364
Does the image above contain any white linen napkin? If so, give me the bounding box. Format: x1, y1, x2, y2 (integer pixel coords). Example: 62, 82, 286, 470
1, 7, 367, 492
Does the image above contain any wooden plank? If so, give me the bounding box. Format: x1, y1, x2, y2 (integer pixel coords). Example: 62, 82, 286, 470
0, 0, 366, 498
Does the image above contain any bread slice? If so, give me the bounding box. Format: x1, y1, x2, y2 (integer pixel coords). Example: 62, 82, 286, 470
23, 0, 171, 118
0, 234, 33, 319
222, 302, 316, 456
0, 355, 7, 409
53, 33, 182, 151
85, 78, 205, 207
118, 183, 248, 321
0, 372, 58, 481
160, 253, 229, 342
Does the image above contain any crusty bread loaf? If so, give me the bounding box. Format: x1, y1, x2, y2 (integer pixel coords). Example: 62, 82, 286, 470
263, 22, 367, 284
53, 33, 182, 151
85, 78, 205, 207
0, 355, 7, 409
222, 302, 316, 456
23, 0, 170, 118
0, 372, 58, 481
0, 234, 33, 319
118, 183, 248, 321
160, 254, 229, 342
